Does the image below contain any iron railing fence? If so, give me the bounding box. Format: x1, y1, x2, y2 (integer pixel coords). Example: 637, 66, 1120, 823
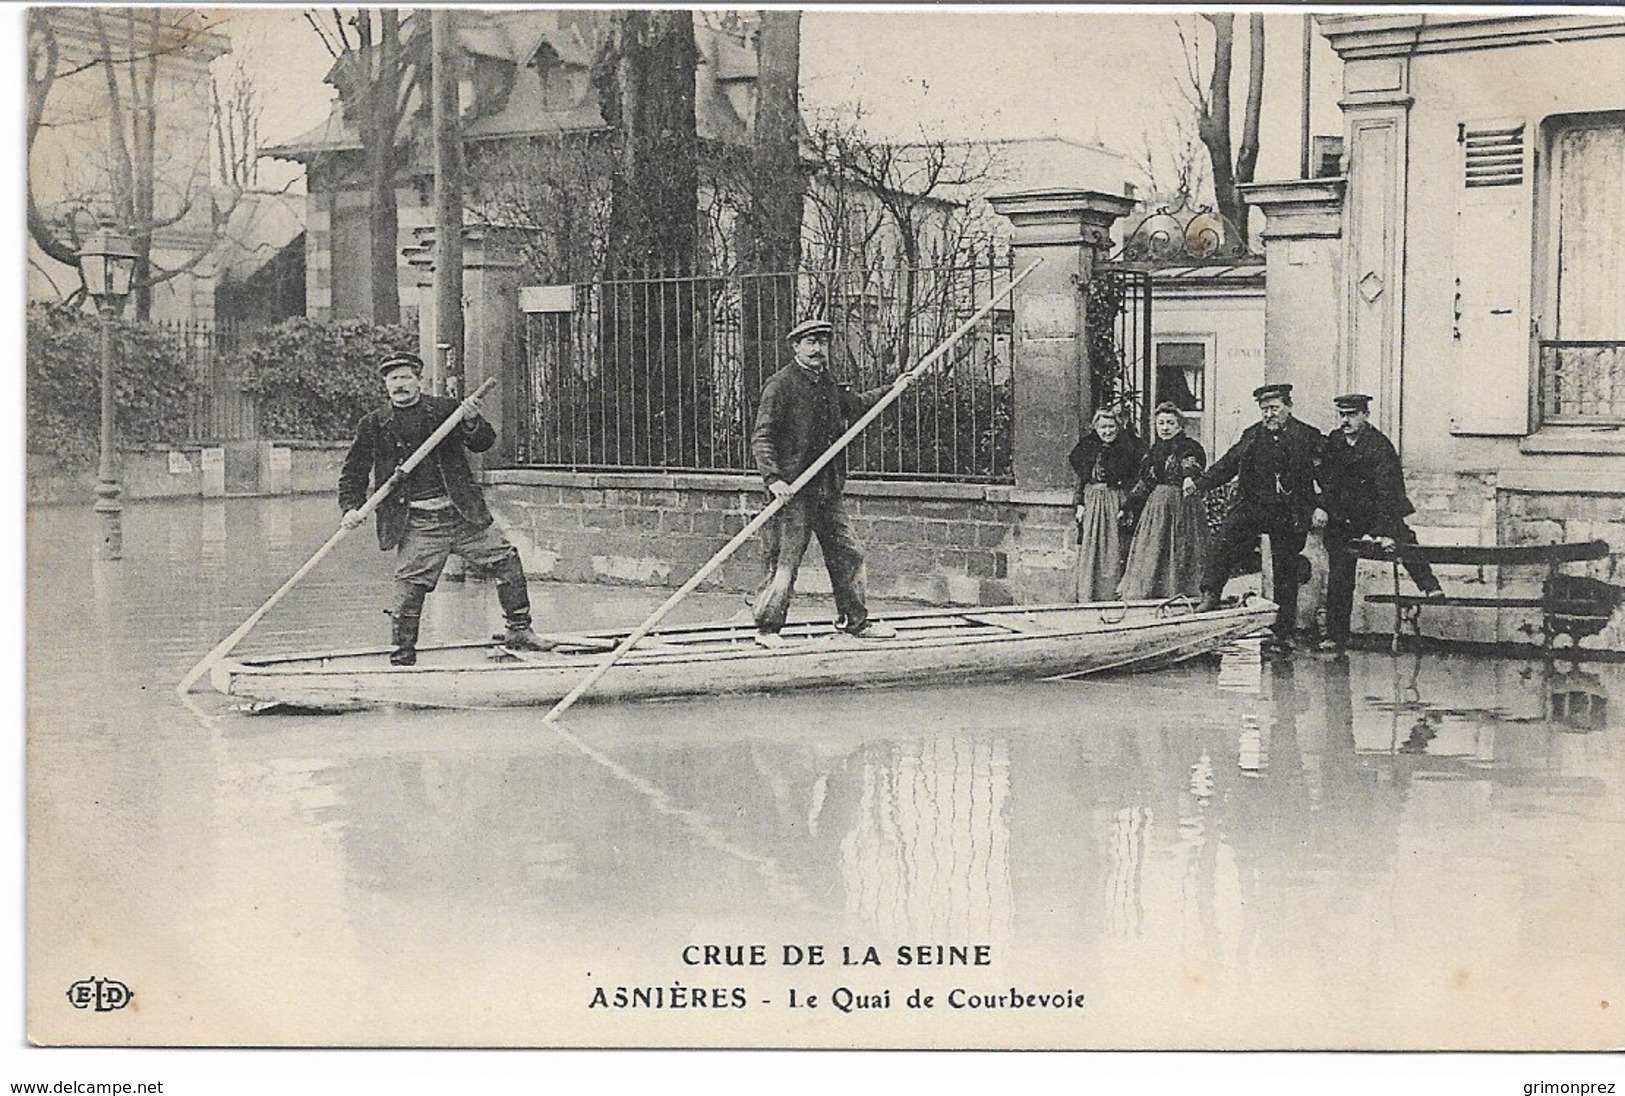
1539, 340, 1625, 426
157, 319, 258, 442
517, 253, 1017, 482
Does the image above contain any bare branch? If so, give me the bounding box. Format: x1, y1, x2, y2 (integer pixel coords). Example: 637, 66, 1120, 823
1174, 16, 1206, 113
304, 10, 342, 59
28, 195, 83, 267
28, 254, 73, 299
333, 8, 354, 55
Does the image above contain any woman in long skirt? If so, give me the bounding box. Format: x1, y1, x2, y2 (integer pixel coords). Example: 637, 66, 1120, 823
1068, 408, 1143, 601
1118, 402, 1210, 600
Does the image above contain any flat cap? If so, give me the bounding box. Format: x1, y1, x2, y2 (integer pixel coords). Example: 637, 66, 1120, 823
377, 351, 425, 377
1252, 383, 1293, 402
1333, 392, 1373, 412
786, 318, 833, 341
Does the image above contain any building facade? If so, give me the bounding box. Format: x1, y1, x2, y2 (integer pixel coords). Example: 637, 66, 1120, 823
27, 8, 232, 321
1249, 13, 1625, 650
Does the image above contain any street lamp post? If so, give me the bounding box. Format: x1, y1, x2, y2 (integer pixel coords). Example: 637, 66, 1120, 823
78, 222, 137, 561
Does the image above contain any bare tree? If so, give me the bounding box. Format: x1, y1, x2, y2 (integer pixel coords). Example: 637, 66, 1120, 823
212, 59, 260, 192
1175, 13, 1265, 240
805, 110, 1000, 368
1136, 111, 1212, 210
591, 10, 700, 276
464, 134, 615, 284
27, 8, 255, 318
305, 8, 426, 324
739, 9, 805, 401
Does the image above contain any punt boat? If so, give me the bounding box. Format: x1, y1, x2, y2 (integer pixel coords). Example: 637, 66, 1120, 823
209, 597, 1276, 713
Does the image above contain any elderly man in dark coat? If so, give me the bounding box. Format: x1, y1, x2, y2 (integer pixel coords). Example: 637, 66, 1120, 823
751, 318, 897, 647
1186, 382, 1325, 652
1316, 393, 1443, 652
339, 351, 549, 665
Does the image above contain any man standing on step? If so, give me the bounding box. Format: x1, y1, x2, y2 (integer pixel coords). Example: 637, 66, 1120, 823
339, 351, 551, 665
1315, 392, 1443, 653
751, 317, 898, 649
1185, 382, 1325, 654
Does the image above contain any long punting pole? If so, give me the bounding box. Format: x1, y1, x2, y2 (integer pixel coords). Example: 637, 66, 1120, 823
176, 376, 500, 695
539, 259, 1043, 725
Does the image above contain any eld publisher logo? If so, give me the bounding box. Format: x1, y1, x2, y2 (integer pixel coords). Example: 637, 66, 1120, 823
66, 977, 133, 1012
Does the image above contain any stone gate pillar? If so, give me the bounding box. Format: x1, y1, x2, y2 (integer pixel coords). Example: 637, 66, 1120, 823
1240, 178, 1347, 431
461, 227, 522, 462
987, 189, 1136, 491
412, 226, 524, 462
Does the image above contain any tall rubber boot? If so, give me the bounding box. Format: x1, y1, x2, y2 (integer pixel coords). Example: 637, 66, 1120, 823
496, 569, 555, 652
388, 582, 427, 666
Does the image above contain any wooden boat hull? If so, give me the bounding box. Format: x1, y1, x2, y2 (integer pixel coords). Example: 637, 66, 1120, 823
210, 599, 1276, 713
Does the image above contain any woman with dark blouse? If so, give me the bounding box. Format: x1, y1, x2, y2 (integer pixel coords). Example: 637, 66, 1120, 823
1068, 408, 1143, 601
1118, 402, 1210, 599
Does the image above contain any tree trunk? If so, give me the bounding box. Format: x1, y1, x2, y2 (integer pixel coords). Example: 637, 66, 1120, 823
1197, 13, 1241, 236
130, 10, 159, 319
592, 11, 700, 464
368, 10, 402, 325
1233, 14, 1267, 241
595, 11, 699, 275
741, 11, 804, 417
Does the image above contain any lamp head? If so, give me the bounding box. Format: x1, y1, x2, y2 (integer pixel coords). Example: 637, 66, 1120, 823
80, 222, 137, 306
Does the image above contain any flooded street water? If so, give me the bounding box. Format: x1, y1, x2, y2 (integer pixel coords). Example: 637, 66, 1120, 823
25, 495, 1625, 1050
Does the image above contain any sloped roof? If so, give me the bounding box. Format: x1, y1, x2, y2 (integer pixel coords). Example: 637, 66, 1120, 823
265, 110, 360, 159
1151, 263, 1266, 287
463, 82, 607, 141
213, 191, 305, 284
265, 11, 753, 161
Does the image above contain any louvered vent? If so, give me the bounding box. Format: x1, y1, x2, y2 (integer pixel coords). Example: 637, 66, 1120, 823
1462, 123, 1526, 188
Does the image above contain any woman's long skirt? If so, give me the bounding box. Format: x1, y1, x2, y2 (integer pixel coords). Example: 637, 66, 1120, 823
1117, 483, 1210, 599
1074, 483, 1128, 602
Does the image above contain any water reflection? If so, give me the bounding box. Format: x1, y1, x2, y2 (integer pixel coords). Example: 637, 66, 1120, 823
26, 496, 1625, 1048
1549, 666, 1609, 730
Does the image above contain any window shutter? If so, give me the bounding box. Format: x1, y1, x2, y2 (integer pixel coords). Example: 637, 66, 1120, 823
1462, 122, 1526, 188
1450, 118, 1533, 435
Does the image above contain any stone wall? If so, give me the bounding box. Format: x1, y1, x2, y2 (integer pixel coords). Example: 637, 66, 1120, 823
27, 441, 350, 504
486, 470, 1079, 610
1499, 485, 1625, 652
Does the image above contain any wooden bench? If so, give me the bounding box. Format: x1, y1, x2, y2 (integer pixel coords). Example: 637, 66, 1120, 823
1357, 538, 1613, 651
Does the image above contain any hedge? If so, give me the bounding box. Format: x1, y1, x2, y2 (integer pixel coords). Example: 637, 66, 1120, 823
26, 309, 420, 466
26, 303, 199, 465
234, 316, 418, 440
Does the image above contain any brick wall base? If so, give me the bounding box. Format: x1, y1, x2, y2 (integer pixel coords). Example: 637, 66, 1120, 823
485, 470, 1079, 611
488, 468, 1624, 652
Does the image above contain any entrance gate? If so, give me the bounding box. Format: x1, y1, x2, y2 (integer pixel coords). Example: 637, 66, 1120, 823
1084, 265, 1153, 439
1087, 198, 1257, 440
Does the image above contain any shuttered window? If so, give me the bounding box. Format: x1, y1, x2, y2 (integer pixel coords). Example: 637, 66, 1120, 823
1450, 118, 1533, 435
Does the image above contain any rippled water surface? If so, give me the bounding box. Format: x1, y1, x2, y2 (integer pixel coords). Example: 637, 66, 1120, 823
26, 496, 1625, 1049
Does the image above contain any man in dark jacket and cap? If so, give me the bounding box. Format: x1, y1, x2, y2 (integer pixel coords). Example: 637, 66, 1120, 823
1185, 382, 1325, 651
339, 351, 550, 665
751, 317, 897, 648
1316, 393, 1443, 652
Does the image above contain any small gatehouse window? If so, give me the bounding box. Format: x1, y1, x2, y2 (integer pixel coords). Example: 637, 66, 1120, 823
1154, 341, 1206, 413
